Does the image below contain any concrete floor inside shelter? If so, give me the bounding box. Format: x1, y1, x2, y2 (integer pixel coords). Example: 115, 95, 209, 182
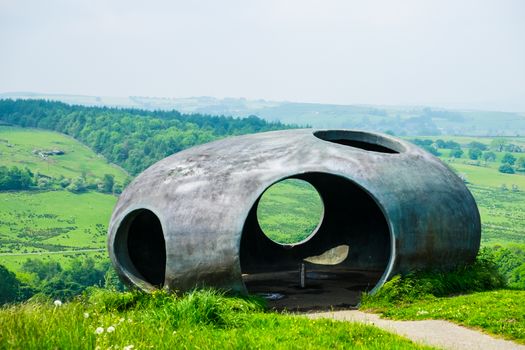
242, 267, 383, 311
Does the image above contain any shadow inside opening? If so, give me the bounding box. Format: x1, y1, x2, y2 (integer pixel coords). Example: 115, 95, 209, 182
240, 172, 391, 310
116, 209, 166, 287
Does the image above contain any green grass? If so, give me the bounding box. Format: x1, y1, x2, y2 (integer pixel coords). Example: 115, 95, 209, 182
446, 161, 525, 188
0, 191, 116, 272
257, 179, 324, 244
0, 289, 433, 350
0, 126, 128, 184
359, 254, 524, 344
364, 290, 525, 344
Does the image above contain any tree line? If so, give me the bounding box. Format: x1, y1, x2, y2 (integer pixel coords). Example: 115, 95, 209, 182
0, 165, 120, 194
411, 138, 525, 174
0, 258, 123, 305
0, 99, 295, 175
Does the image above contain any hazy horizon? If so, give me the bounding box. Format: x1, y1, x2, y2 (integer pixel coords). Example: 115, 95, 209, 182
1, 0, 524, 112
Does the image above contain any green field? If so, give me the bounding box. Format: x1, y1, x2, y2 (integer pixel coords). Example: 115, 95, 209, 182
0, 126, 128, 184
411, 136, 525, 245
0, 191, 116, 272
257, 179, 324, 244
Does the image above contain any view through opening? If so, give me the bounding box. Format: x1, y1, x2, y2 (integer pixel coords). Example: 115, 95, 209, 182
241, 172, 391, 310
256, 178, 324, 245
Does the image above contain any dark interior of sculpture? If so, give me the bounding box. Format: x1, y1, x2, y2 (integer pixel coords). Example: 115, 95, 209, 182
240, 172, 391, 309
114, 209, 166, 287
313, 130, 402, 154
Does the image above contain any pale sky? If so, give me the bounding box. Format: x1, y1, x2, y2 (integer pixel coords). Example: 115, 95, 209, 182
1, 0, 524, 111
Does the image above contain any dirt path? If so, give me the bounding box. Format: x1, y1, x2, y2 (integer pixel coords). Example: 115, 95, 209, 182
305, 310, 525, 350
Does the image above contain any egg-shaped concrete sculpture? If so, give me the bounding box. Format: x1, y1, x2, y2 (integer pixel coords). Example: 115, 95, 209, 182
108, 129, 480, 304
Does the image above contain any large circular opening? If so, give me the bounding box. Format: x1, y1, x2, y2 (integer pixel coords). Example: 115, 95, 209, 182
240, 172, 391, 310
114, 209, 166, 288
256, 179, 324, 245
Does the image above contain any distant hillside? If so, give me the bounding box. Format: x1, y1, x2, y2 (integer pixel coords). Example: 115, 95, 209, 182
0, 126, 128, 185
0, 99, 293, 175
2, 92, 525, 136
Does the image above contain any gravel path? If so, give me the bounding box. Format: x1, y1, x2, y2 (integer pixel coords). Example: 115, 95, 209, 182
306, 310, 525, 350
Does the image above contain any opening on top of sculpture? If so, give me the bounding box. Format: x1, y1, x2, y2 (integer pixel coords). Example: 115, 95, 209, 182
313, 130, 402, 154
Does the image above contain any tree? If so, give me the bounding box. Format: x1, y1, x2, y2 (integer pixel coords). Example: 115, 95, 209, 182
67, 177, 87, 193
502, 153, 516, 165
443, 140, 461, 149
102, 174, 114, 193
468, 148, 482, 160
0, 166, 34, 190
22, 259, 62, 281
423, 145, 440, 156
468, 141, 488, 151
499, 164, 515, 174
449, 148, 463, 158
0, 265, 21, 304
516, 157, 525, 171
483, 151, 497, 162
491, 138, 508, 152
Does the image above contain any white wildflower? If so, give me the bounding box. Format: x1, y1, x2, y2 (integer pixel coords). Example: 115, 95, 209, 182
107, 326, 116, 333
95, 327, 104, 334
83, 312, 90, 318
123, 346, 134, 350
53, 300, 63, 307
118, 317, 125, 324
416, 310, 429, 316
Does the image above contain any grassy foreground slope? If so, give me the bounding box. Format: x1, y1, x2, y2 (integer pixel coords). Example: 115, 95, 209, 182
0, 289, 433, 350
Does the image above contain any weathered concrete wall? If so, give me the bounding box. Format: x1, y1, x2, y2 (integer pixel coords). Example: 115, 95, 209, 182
107, 129, 481, 293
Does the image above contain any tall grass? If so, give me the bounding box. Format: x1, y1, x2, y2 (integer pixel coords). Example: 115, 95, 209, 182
361, 248, 506, 309
0, 288, 432, 349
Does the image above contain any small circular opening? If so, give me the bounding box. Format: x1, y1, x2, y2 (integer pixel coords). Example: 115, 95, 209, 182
314, 130, 403, 154
256, 178, 324, 245
114, 209, 166, 288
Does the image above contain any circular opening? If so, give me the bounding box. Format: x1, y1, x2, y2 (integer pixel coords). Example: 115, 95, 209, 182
314, 130, 403, 154
114, 209, 166, 287
256, 178, 324, 245
240, 172, 392, 308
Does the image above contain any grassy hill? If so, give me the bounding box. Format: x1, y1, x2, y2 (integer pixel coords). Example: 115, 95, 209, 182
0, 126, 126, 273
0, 126, 128, 184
